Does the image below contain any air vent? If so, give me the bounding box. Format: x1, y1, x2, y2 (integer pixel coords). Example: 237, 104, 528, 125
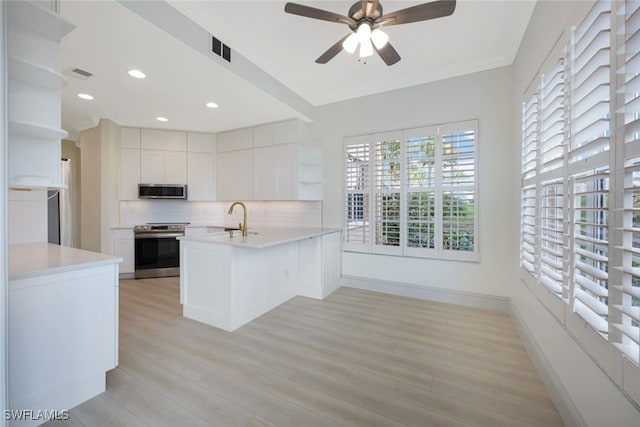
211, 36, 231, 63
70, 68, 93, 80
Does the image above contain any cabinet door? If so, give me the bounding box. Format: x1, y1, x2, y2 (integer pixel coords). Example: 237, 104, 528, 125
217, 128, 253, 152
187, 132, 213, 153
119, 148, 140, 200
112, 230, 134, 273
235, 149, 254, 200
253, 124, 275, 148
140, 150, 164, 183
187, 152, 213, 201
253, 146, 277, 200
274, 120, 297, 145
164, 151, 187, 184
275, 143, 297, 199
141, 129, 163, 150
216, 150, 253, 200
120, 127, 140, 149
164, 131, 187, 151
216, 151, 236, 200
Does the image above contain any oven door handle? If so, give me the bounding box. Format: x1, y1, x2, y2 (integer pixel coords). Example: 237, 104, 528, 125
135, 232, 184, 239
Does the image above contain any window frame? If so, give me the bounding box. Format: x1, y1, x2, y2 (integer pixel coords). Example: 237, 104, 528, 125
344, 119, 479, 262
518, 0, 640, 407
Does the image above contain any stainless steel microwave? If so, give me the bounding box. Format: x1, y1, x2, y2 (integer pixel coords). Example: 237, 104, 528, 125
138, 184, 188, 200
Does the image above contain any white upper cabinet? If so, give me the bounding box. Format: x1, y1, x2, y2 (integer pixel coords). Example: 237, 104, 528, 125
254, 143, 297, 200
164, 151, 187, 184
141, 129, 186, 151
118, 127, 214, 200
119, 148, 140, 200
215, 119, 321, 201
217, 128, 253, 152
164, 131, 187, 151
216, 149, 253, 201
187, 132, 214, 153
120, 127, 140, 149
253, 120, 297, 148
7, 2, 75, 188
187, 133, 215, 200
139, 129, 187, 185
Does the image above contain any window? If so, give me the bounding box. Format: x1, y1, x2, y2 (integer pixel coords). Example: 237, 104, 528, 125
345, 137, 370, 250
345, 120, 478, 261
519, 0, 640, 406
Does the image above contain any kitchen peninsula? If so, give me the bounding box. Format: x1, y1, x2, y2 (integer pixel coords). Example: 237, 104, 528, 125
8, 243, 121, 424
179, 227, 341, 331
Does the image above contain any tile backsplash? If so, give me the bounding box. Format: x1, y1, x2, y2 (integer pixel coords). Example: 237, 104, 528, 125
119, 200, 322, 228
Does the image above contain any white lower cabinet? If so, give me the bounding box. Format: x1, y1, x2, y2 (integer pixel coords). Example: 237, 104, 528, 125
297, 232, 342, 299
112, 229, 134, 275
180, 230, 341, 331
9, 260, 119, 426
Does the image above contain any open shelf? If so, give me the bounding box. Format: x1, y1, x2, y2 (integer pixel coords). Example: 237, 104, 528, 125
8, 1, 75, 42
9, 57, 67, 90
9, 120, 68, 140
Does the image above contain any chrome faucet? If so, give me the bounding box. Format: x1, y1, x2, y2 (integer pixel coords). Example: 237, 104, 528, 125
227, 201, 248, 237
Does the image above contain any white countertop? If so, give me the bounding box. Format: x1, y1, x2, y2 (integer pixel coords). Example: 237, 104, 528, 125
9, 243, 123, 280
178, 227, 341, 249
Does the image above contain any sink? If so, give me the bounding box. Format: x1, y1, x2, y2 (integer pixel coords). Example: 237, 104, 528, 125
227, 229, 258, 238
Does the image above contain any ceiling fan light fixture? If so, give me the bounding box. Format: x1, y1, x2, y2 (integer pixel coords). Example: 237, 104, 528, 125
343, 32, 359, 54
359, 38, 374, 58
356, 22, 372, 44
371, 28, 389, 49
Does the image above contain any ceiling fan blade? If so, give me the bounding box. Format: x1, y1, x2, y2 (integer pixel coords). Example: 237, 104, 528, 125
380, 0, 456, 26
375, 42, 401, 66
284, 3, 354, 25
316, 34, 350, 64
361, 0, 368, 15
367, 1, 380, 17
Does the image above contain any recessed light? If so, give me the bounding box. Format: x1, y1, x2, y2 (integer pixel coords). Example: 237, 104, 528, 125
206, 102, 219, 109
128, 69, 146, 79
77, 93, 94, 100
156, 117, 168, 122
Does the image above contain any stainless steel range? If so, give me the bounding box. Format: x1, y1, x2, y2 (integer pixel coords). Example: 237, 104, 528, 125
133, 223, 188, 279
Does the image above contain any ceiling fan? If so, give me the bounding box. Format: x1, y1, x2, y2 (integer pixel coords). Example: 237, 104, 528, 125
284, 0, 456, 66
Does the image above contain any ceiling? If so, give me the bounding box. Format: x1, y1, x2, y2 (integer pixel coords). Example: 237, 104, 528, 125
59, 0, 536, 139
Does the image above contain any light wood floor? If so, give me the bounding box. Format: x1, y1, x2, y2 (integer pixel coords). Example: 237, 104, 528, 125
45, 277, 563, 427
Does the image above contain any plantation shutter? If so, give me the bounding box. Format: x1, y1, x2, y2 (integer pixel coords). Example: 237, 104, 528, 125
540, 55, 566, 174
615, 0, 640, 364
344, 135, 371, 251
540, 179, 565, 296
372, 132, 402, 255
521, 93, 539, 276
522, 95, 539, 181
404, 126, 438, 258
571, 169, 610, 336
569, 0, 611, 165
440, 122, 478, 261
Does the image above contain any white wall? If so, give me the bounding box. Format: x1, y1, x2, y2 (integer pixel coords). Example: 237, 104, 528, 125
80, 126, 100, 252
79, 119, 120, 254
313, 66, 514, 300
510, 1, 640, 425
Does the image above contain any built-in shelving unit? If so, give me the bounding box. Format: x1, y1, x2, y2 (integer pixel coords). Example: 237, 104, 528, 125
7, 1, 75, 189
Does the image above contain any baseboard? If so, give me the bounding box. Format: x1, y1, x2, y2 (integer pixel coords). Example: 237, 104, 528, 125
340, 275, 510, 312
509, 301, 586, 427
